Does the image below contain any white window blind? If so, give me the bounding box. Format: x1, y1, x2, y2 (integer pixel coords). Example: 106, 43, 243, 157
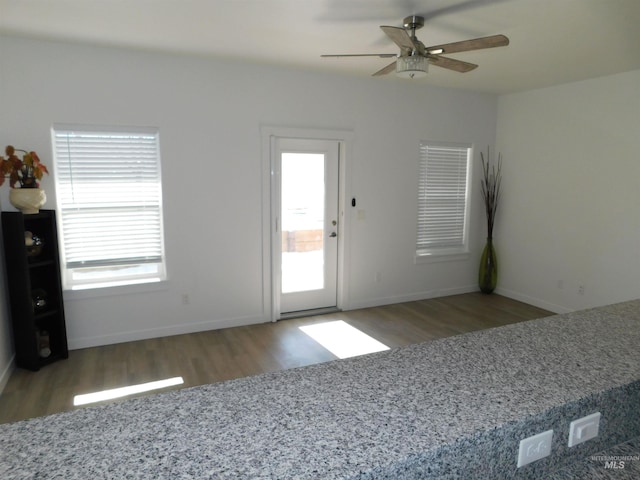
53, 125, 166, 289
417, 142, 471, 256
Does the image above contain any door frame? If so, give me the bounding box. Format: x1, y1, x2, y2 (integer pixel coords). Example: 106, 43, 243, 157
261, 126, 353, 322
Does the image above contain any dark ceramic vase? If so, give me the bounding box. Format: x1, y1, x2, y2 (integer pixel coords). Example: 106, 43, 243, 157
479, 238, 497, 294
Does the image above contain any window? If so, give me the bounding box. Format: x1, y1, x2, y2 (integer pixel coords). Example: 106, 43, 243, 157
52, 125, 166, 290
416, 142, 471, 259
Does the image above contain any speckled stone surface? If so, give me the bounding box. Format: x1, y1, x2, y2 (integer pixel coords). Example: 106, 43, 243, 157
1, 300, 639, 479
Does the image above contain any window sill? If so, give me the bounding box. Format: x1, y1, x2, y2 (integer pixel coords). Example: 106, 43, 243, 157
414, 251, 470, 264
63, 279, 169, 301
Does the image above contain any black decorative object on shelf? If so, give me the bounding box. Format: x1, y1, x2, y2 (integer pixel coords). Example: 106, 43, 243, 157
32, 288, 48, 312
2, 210, 68, 371
25, 231, 44, 257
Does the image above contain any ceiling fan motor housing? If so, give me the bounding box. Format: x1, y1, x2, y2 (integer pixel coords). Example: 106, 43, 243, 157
403, 15, 425, 31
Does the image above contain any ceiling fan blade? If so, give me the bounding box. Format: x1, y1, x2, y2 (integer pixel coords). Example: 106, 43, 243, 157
427, 34, 509, 55
321, 53, 397, 58
372, 61, 397, 77
429, 55, 478, 73
380, 25, 417, 52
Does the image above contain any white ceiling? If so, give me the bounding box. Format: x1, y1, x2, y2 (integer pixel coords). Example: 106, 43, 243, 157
1, 0, 639, 94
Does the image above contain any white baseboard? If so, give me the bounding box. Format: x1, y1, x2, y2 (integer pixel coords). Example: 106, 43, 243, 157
495, 287, 572, 314
68, 314, 269, 350
0, 354, 15, 395
346, 285, 478, 311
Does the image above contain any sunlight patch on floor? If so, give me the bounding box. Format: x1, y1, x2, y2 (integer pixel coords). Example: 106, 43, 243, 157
299, 320, 390, 359
73, 376, 184, 406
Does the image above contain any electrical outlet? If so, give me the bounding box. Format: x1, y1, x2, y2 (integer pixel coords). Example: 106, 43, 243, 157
578, 284, 585, 295
181, 293, 190, 305
517, 430, 553, 468
568, 412, 600, 447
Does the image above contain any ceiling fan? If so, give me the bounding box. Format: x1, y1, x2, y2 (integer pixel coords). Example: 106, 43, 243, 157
322, 15, 509, 78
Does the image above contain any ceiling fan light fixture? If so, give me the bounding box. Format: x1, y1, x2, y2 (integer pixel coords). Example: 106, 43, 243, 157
396, 55, 428, 78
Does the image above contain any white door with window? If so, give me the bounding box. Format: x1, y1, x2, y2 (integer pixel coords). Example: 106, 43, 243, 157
272, 137, 340, 316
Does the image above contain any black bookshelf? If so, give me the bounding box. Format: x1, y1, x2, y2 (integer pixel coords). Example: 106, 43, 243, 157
2, 210, 68, 371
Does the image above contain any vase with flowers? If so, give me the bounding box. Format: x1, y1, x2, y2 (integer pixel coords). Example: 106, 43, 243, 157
1, 145, 49, 214
479, 147, 502, 294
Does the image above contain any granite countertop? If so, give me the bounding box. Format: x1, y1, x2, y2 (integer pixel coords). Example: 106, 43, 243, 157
1, 300, 639, 479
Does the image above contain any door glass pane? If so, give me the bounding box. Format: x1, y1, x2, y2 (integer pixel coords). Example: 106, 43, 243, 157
281, 152, 325, 293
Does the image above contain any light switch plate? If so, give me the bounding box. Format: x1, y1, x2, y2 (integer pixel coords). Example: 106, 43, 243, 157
568, 412, 600, 447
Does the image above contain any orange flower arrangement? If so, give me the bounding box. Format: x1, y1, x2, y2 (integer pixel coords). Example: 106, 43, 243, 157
0, 145, 49, 188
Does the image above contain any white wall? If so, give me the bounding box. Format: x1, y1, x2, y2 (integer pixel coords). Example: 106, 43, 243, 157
0, 35, 498, 356
496, 69, 640, 312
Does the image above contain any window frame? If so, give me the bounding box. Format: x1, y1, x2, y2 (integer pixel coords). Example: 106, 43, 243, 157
52, 124, 167, 291
415, 141, 472, 263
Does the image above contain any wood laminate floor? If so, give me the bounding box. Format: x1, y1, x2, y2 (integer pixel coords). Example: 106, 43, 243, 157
0, 293, 552, 425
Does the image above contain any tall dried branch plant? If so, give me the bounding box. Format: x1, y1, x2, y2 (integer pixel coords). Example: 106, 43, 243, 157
480, 147, 502, 240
